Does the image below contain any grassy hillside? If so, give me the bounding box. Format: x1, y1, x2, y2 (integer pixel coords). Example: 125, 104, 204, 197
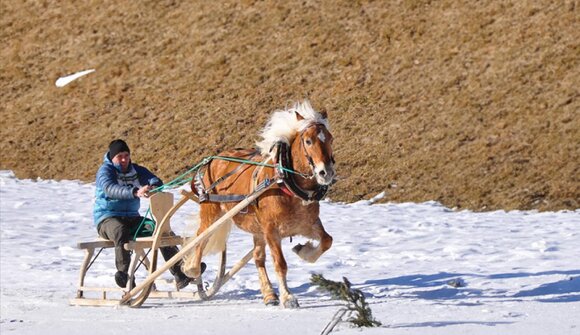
1, 0, 578, 210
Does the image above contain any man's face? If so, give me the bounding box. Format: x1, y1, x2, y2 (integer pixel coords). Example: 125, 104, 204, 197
112, 151, 131, 172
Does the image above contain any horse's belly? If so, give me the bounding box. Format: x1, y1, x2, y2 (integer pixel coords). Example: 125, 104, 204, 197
232, 214, 263, 235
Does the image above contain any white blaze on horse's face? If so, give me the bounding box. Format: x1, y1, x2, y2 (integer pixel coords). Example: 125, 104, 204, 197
302, 125, 335, 185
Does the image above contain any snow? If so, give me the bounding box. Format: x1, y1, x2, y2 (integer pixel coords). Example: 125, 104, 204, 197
55, 69, 95, 87
1, 170, 579, 334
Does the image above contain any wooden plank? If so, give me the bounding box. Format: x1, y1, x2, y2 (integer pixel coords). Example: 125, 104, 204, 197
77, 239, 114, 249
124, 236, 184, 250
70, 298, 123, 307
149, 192, 174, 235
218, 249, 254, 287
78, 286, 124, 292
198, 249, 254, 300
78, 277, 171, 293
76, 248, 95, 298
179, 189, 199, 203
77, 233, 183, 252
148, 290, 201, 299
70, 289, 204, 307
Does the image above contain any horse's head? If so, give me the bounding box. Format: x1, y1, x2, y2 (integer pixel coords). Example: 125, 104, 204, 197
295, 112, 335, 186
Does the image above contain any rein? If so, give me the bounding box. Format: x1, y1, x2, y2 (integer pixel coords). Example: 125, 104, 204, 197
194, 138, 329, 204
149, 154, 309, 195
150, 124, 332, 204
195, 151, 259, 203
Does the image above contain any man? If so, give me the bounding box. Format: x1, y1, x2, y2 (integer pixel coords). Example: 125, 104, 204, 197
93, 139, 205, 289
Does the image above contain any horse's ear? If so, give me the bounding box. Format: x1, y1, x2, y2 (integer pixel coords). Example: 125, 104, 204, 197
295, 111, 305, 121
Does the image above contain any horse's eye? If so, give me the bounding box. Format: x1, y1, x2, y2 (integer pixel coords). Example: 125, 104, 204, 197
305, 139, 312, 146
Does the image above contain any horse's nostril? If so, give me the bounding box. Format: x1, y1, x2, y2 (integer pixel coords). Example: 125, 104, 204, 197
319, 170, 326, 177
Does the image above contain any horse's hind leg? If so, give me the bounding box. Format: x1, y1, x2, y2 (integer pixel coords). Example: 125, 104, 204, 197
182, 202, 220, 278
253, 235, 279, 306
292, 218, 333, 263
264, 224, 299, 308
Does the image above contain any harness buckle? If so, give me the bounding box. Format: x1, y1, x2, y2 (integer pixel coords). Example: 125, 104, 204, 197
198, 192, 208, 203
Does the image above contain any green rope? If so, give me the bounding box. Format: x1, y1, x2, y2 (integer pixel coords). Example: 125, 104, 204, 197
135, 154, 308, 240
210, 155, 311, 178
133, 206, 154, 241
149, 154, 309, 194
150, 158, 211, 193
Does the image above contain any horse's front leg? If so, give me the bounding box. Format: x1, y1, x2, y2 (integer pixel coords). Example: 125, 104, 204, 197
292, 218, 333, 263
264, 224, 299, 308
253, 235, 279, 306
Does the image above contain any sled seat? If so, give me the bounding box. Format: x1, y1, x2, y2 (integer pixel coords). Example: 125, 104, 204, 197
70, 192, 194, 307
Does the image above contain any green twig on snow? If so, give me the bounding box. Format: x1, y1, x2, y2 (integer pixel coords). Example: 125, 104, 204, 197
311, 273, 381, 328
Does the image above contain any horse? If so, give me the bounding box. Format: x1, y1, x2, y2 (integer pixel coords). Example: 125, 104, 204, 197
182, 101, 335, 308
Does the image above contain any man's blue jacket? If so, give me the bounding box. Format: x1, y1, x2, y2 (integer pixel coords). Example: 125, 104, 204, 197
93, 153, 162, 226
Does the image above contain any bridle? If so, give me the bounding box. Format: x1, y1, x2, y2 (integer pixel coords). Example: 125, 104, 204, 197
275, 124, 334, 202
298, 124, 335, 174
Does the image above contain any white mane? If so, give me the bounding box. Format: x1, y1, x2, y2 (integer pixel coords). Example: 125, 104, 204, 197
256, 101, 330, 155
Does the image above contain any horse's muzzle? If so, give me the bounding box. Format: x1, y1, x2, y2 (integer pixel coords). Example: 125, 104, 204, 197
315, 164, 335, 186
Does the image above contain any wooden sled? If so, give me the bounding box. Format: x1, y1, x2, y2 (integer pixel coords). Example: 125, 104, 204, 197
71, 181, 273, 307
70, 192, 192, 306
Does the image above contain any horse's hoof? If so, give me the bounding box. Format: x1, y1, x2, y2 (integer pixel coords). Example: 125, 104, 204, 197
292, 244, 304, 254
265, 299, 280, 306
263, 292, 279, 306
282, 297, 300, 309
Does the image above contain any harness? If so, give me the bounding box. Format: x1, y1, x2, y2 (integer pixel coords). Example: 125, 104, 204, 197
195, 150, 259, 203
194, 136, 329, 204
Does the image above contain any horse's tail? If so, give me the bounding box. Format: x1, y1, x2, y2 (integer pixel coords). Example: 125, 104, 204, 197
181, 214, 232, 255
182, 218, 233, 277
201, 218, 233, 255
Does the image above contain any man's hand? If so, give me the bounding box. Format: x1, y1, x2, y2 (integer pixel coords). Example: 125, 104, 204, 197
135, 185, 153, 198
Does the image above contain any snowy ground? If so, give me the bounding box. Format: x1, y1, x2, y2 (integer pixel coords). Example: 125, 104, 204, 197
1, 170, 579, 334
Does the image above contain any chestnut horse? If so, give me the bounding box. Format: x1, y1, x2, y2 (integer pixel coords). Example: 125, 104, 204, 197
183, 101, 335, 308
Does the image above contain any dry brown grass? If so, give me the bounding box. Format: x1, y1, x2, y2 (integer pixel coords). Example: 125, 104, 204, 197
1, 0, 578, 211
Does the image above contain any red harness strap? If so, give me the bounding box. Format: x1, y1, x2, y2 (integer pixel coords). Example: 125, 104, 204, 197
279, 184, 295, 197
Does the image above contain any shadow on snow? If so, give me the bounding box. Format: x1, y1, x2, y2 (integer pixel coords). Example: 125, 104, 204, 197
387, 321, 515, 329
362, 270, 580, 303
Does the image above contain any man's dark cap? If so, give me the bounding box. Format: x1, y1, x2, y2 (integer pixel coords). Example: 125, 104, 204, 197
108, 139, 130, 159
